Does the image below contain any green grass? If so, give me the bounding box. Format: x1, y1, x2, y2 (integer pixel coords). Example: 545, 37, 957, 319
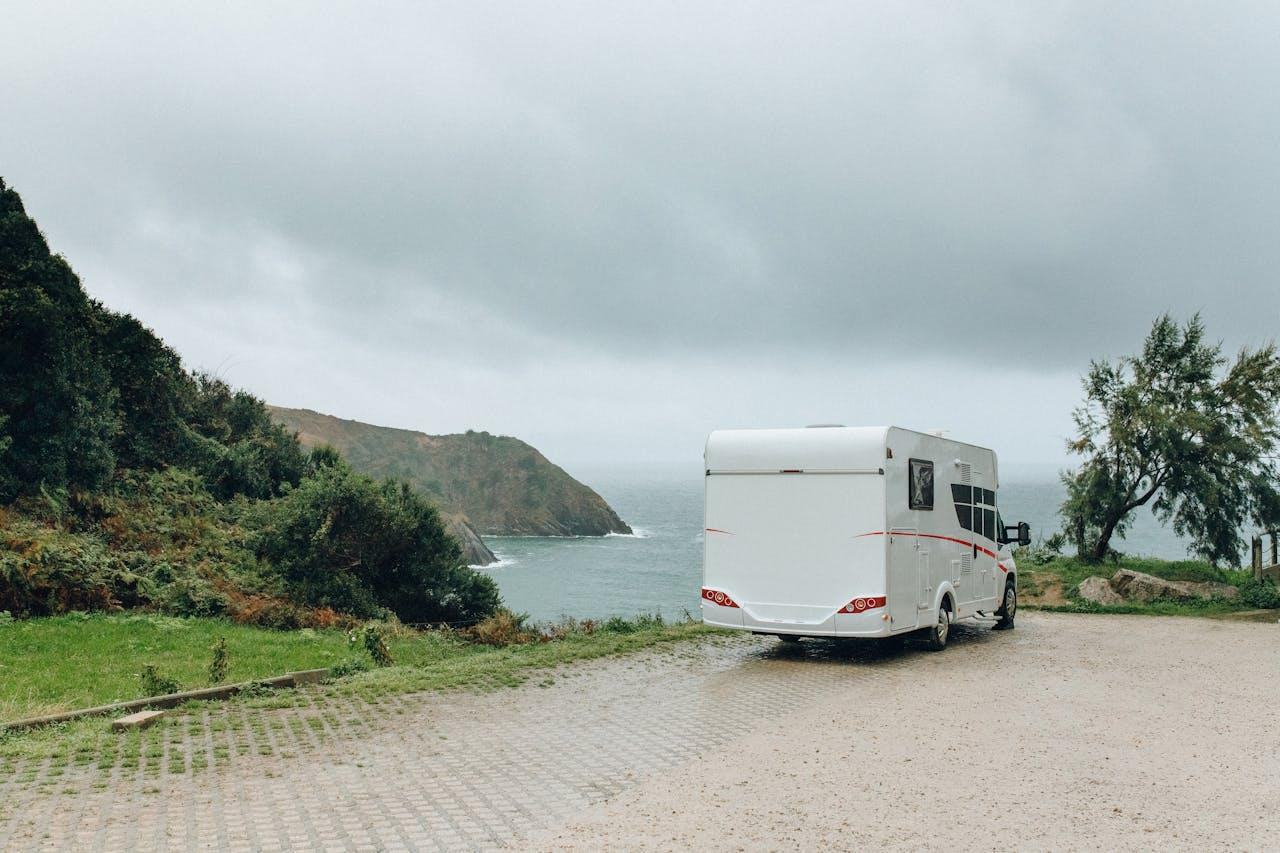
0, 614, 355, 721
0, 610, 716, 772
0, 612, 713, 723
1018, 552, 1280, 617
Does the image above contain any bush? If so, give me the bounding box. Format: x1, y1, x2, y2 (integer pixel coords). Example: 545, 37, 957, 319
225, 593, 346, 630
0, 517, 126, 616
246, 460, 501, 624
602, 616, 638, 634
467, 609, 534, 646
1239, 578, 1280, 609
139, 664, 179, 696
208, 636, 229, 684
328, 657, 370, 679
351, 624, 394, 666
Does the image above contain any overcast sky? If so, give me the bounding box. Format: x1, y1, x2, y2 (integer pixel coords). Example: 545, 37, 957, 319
4, 1, 1279, 478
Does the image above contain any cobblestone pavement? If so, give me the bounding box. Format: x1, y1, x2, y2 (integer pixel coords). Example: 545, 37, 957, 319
0, 623, 1005, 851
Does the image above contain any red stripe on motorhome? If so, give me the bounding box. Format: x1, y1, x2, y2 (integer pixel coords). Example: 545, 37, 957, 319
854, 530, 1011, 572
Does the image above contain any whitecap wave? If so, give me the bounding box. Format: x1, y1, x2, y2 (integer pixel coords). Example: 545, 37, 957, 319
606, 527, 649, 539
472, 555, 518, 569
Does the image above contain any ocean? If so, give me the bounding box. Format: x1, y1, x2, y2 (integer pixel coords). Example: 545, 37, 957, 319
477, 471, 1196, 623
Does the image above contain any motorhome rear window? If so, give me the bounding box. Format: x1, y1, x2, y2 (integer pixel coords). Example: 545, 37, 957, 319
909, 459, 934, 510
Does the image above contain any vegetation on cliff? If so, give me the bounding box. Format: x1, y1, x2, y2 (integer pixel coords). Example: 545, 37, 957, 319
269, 406, 631, 537
0, 178, 499, 626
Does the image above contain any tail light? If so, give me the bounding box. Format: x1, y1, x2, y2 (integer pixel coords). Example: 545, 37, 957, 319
839, 596, 886, 613
701, 588, 740, 608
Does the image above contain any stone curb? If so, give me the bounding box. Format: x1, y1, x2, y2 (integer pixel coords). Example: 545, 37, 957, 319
0, 669, 331, 733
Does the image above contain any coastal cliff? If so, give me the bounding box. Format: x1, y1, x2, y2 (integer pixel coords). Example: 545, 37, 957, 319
268, 407, 631, 562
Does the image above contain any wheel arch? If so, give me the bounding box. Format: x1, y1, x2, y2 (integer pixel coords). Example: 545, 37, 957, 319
935, 582, 956, 614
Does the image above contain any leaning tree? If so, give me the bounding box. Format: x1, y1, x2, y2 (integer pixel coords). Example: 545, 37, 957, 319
1061, 314, 1280, 565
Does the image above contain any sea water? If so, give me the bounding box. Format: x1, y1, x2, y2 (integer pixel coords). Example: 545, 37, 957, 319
478, 470, 1196, 623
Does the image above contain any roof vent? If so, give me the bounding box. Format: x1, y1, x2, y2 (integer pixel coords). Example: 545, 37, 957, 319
805, 423, 846, 428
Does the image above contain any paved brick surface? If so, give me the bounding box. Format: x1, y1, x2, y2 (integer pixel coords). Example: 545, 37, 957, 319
0, 625, 1001, 851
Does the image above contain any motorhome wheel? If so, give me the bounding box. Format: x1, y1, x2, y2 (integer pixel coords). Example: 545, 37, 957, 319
924, 603, 949, 651
994, 581, 1017, 630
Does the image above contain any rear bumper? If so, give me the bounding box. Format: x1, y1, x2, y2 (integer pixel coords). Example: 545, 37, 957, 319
701, 600, 894, 638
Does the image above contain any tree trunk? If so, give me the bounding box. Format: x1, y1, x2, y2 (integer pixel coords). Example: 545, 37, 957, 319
1089, 512, 1123, 562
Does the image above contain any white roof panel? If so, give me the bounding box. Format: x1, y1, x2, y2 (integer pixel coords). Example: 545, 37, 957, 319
704, 427, 890, 472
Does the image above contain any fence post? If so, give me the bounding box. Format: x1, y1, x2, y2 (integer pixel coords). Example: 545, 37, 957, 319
1253, 535, 1263, 580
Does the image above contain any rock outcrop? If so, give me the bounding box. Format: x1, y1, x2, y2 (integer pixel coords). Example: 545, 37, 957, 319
1111, 569, 1238, 602
443, 514, 498, 567
1078, 569, 1239, 605
1077, 576, 1124, 605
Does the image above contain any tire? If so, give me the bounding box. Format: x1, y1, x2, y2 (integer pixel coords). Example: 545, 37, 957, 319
994, 581, 1017, 631
922, 601, 950, 651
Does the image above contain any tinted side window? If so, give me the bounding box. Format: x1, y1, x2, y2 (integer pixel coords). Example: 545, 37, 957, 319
909, 459, 934, 510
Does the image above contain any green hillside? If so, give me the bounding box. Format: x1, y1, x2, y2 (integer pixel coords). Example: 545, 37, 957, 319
269, 407, 631, 537
0, 178, 499, 626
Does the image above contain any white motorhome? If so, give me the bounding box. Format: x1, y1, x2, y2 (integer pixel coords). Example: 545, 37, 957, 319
701, 426, 1030, 650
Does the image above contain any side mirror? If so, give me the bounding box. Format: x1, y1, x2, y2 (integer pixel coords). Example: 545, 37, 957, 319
1002, 522, 1032, 547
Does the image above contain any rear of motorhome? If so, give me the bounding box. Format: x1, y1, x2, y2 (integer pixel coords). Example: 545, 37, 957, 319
701, 426, 1029, 650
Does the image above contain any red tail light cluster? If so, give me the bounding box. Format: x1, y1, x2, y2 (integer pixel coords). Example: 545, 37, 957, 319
839, 596, 886, 614
701, 588, 740, 608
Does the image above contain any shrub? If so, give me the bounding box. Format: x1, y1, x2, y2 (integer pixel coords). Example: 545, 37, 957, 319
602, 616, 638, 634
1239, 578, 1280, 609
351, 624, 394, 666
208, 636, 229, 684
467, 609, 534, 646
327, 657, 370, 679
246, 460, 501, 624
155, 573, 231, 618
139, 664, 179, 696
227, 594, 314, 630
0, 518, 123, 616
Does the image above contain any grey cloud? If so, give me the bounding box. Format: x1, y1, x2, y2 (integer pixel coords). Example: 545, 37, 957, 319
3, 2, 1278, 466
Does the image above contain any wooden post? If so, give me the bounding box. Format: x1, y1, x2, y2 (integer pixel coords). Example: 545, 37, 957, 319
1253, 535, 1263, 580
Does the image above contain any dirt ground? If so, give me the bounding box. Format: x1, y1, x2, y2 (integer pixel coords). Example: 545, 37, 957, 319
530, 612, 1280, 852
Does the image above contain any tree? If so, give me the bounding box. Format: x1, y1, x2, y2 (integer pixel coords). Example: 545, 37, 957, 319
0, 178, 119, 500
1061, 315, 1280, 565
180, 373, 305, 500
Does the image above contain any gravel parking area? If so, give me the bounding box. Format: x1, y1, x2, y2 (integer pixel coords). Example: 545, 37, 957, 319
1, 612, 1277, 851
533, 612, 1280, 851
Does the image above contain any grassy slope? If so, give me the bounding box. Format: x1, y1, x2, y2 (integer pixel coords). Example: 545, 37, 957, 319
268, 406, 630, 536
0, 614, 712, 723
1018, 554, 1276, 617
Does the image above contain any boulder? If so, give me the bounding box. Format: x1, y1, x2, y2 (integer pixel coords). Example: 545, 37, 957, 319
1077, 576, 1123, 605
1186, 581, 1239, 600
1111, 569, 1185, 602
1111, 569, 1238, 602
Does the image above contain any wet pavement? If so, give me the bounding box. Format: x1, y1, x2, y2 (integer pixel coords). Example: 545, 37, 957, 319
0, 623, 1004, 851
